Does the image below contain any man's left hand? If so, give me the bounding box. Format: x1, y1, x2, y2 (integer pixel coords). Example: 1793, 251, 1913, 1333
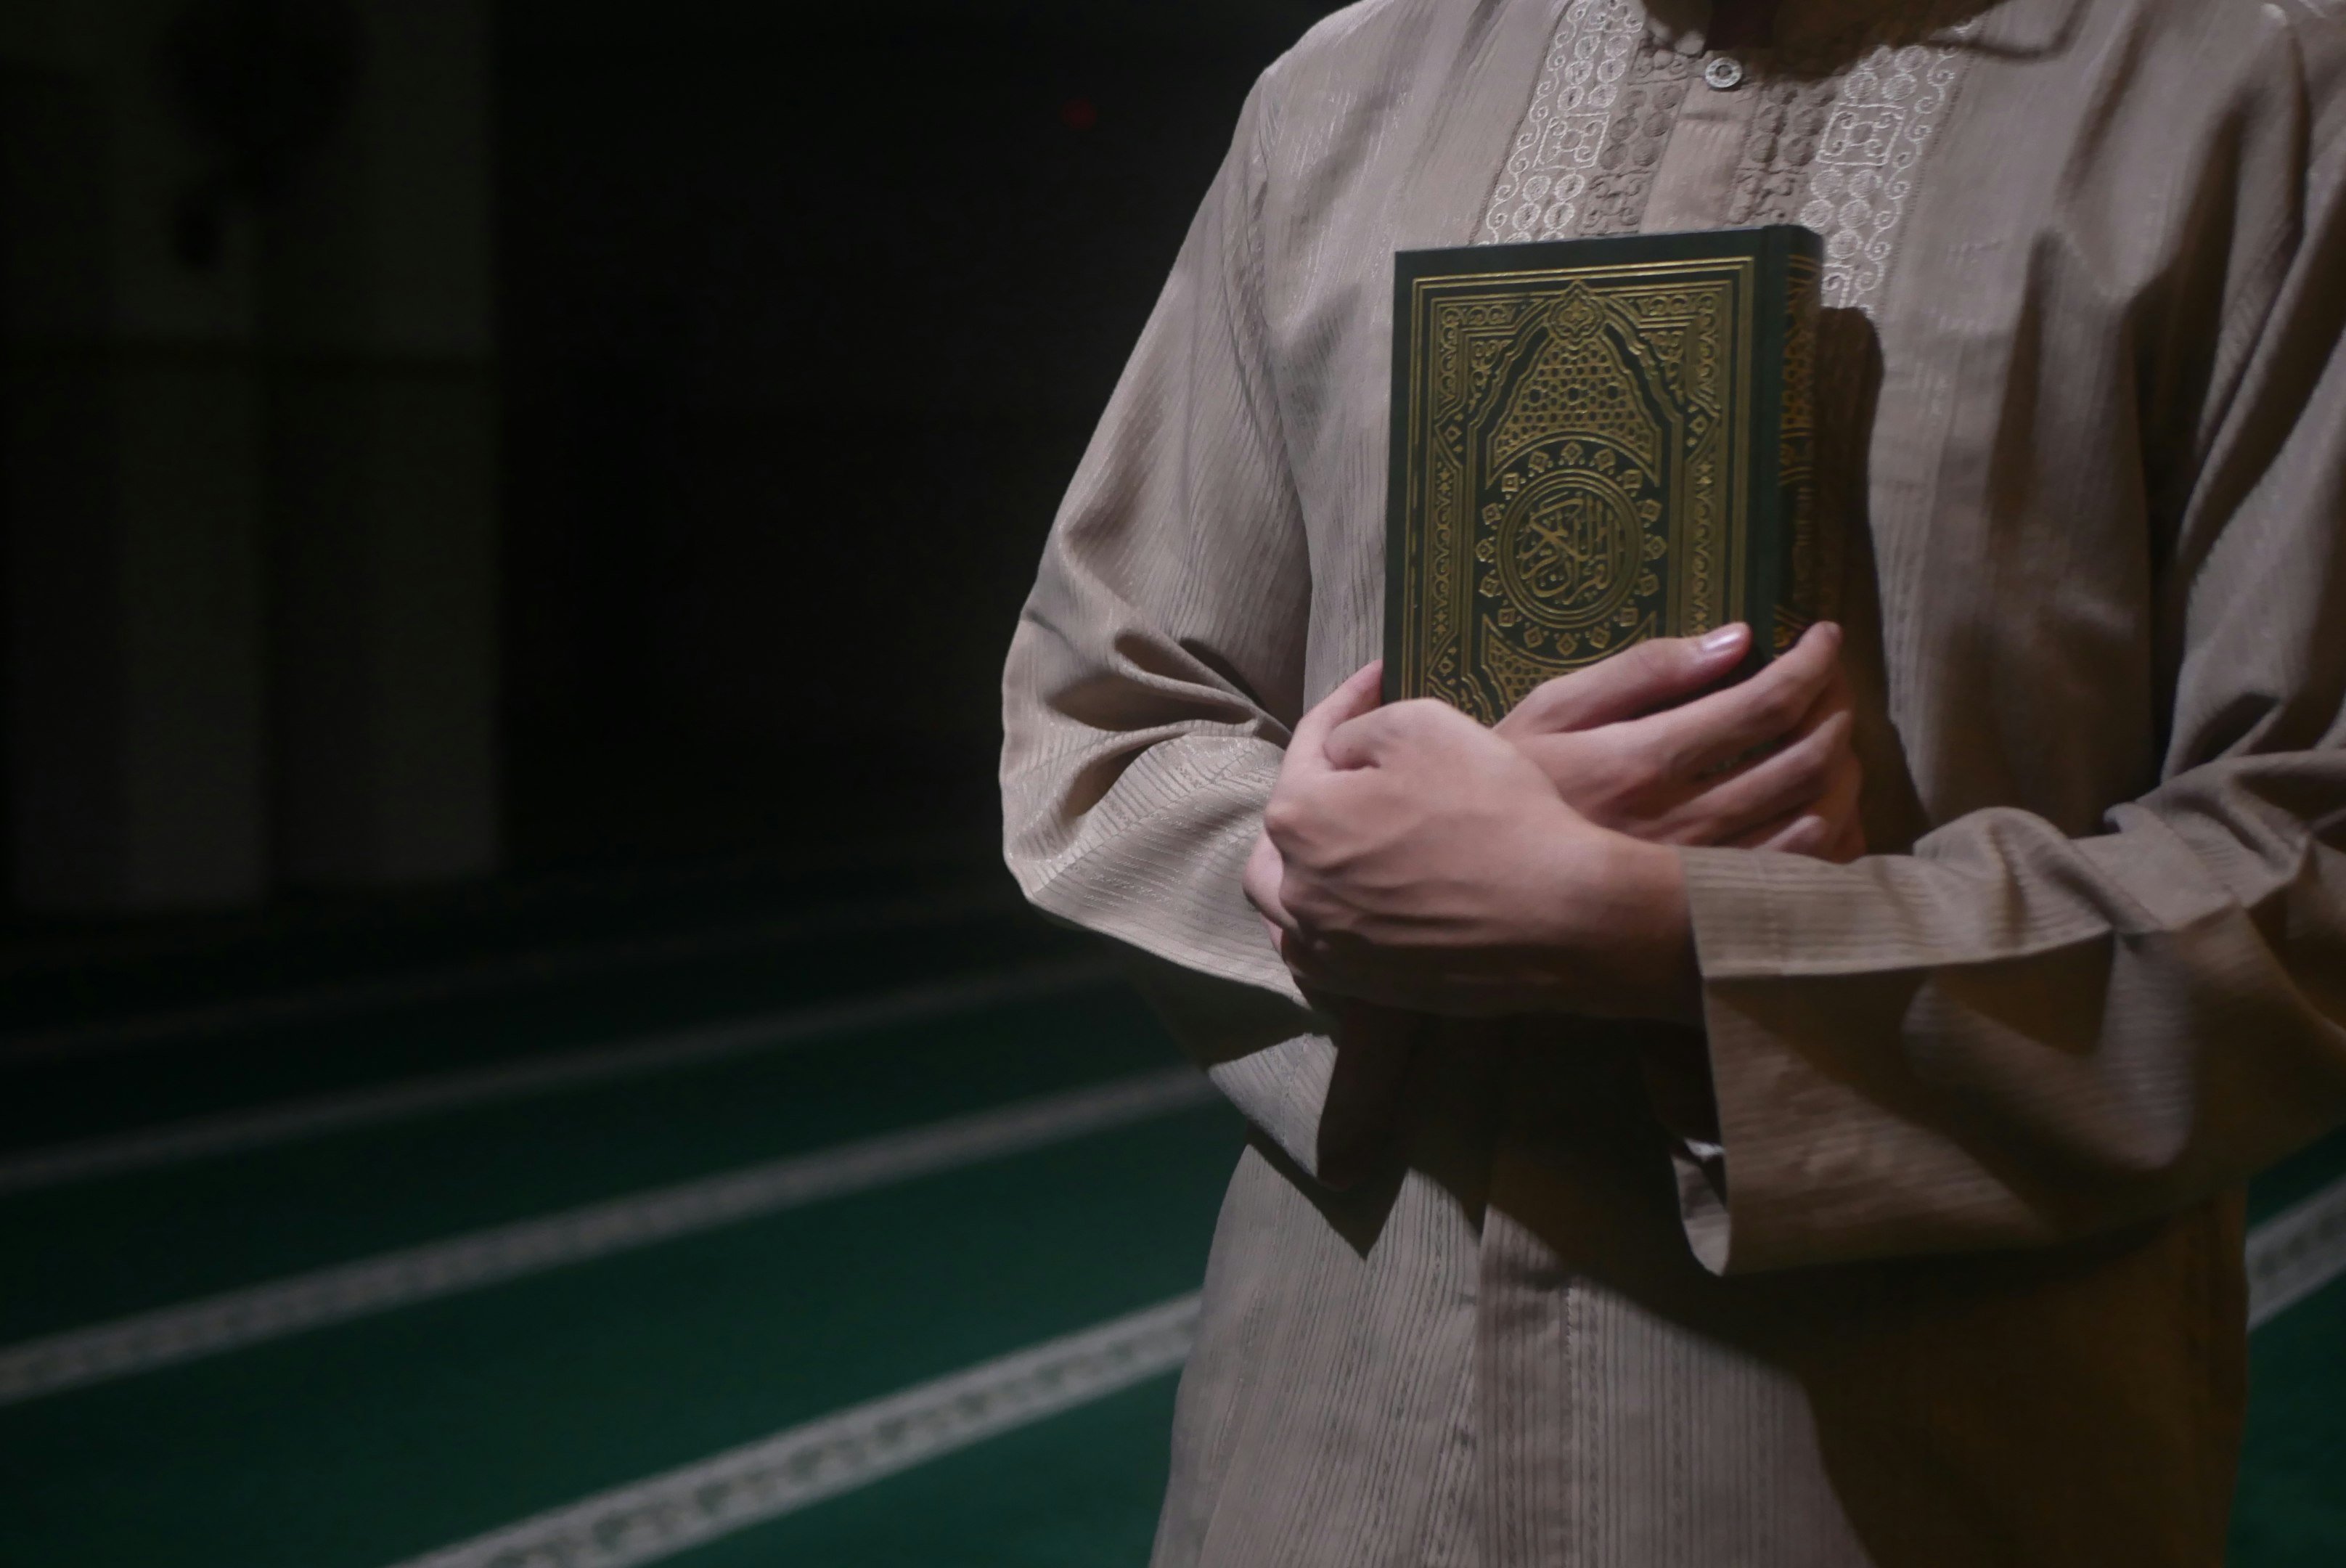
1245, 662, 1698, 1021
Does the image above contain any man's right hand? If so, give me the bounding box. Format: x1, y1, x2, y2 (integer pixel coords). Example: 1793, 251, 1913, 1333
1494, 621, 1865, 864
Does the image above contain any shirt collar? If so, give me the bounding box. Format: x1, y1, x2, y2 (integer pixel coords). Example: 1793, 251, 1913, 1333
1638, 0, 2085, 57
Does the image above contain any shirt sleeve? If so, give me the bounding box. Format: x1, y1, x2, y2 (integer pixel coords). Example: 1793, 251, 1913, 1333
1000, 75, 1370, 1180
1673, 12, 2346, 1275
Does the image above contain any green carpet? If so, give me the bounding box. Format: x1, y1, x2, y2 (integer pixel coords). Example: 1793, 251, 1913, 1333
0, 883, 2339, 1567
2238, 1275, 2346, 1568
4, 905, 1090, 1150
2, 1113, 1237, 1568
2236, 1124, 2346, 1568
0, 983, 1166, 1342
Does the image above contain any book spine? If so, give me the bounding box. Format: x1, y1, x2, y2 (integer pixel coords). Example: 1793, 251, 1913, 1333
1771, 226, 1824, 658
1381, 256, 1415, 708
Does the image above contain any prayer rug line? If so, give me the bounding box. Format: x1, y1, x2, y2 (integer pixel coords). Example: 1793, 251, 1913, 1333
0, 1067, 1218, 1408
379, 1169, 2346, 1568
0, 957, 1119, 1197
2247, 1169, 2346, 1329
0, 883, 1027, 1067
379, 1295, 1202, 1568
381, 1169, 2346, 1568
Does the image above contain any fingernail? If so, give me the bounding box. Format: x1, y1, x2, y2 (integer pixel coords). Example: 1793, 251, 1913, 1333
1700, 624, 1749, 654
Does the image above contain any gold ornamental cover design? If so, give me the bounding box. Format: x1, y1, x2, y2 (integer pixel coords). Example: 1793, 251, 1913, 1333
1384, 226, 1821, 722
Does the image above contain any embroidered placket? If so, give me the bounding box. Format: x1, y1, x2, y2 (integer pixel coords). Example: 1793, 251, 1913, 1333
1478, 5, 1977, 318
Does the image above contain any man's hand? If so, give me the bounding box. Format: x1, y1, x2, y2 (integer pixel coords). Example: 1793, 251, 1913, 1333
1242, 623, 1864, 1025
1245, 663, 1697, 1020
1496, 622, 1865, 864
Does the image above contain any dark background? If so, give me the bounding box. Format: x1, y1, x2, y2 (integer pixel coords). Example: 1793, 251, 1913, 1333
498, 0, 1342, 867
0, 0, 1349, 925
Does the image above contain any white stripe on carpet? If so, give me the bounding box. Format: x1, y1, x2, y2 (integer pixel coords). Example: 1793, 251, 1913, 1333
2247, 1170, 2346, 1330
0, 1069, 1218, 1408
0, 959, 1118, 1197
372, 1172, 2346, 1568
0, 886, 1025, 1066
382, 1294, 1201, 1568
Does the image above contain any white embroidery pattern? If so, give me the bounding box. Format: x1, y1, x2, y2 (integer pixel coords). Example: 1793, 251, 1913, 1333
1480, 0, 1650, 244
1797, 36, 1972, 311
1479, 8, 1978, 303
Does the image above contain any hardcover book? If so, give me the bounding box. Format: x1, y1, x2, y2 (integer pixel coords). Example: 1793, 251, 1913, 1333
1383, 226, 1823, 721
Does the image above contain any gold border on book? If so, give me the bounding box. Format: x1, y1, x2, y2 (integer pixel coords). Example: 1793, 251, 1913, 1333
1397, 256, 1759, 722
1777, 249, 1820, 653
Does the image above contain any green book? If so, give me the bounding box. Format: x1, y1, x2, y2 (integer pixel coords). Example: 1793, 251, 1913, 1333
1383, 226, 1823, 720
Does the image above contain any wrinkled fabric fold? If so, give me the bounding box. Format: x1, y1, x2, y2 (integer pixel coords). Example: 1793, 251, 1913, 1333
1000, 0, 2346, 1563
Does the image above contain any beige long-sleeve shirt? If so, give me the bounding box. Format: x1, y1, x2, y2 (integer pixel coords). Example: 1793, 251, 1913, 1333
1000, 1, 2346, 1563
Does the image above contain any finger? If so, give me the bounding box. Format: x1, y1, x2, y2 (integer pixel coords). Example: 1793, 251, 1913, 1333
1744, 812, 1831, 856
1733, 754, 1865, 860
1286, 661, 1386, 778
1812, 755, 1868, 864
1641, 621, 1844, 779
1497, 624, 1752, 738
1323, 697, 1484, 772
1677, 707, 1853, 846
1725, 803, 1830, 855
1242, 830, 1291, 926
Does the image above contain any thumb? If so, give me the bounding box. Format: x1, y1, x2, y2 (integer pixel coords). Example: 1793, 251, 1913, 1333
1499, 624, 1749, 737
1286, 661, 1386, 777
1242, 829, 1291, 927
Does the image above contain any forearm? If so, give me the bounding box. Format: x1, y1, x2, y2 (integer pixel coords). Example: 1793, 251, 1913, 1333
1675, 762, 2346, 1273
1007, 716, 1291, 995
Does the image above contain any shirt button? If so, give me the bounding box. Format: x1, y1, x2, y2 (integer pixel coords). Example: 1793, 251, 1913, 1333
1703, 56, 1746, 91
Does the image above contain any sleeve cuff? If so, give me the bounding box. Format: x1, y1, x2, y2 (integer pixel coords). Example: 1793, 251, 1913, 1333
1673, 846, 2064, 1273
